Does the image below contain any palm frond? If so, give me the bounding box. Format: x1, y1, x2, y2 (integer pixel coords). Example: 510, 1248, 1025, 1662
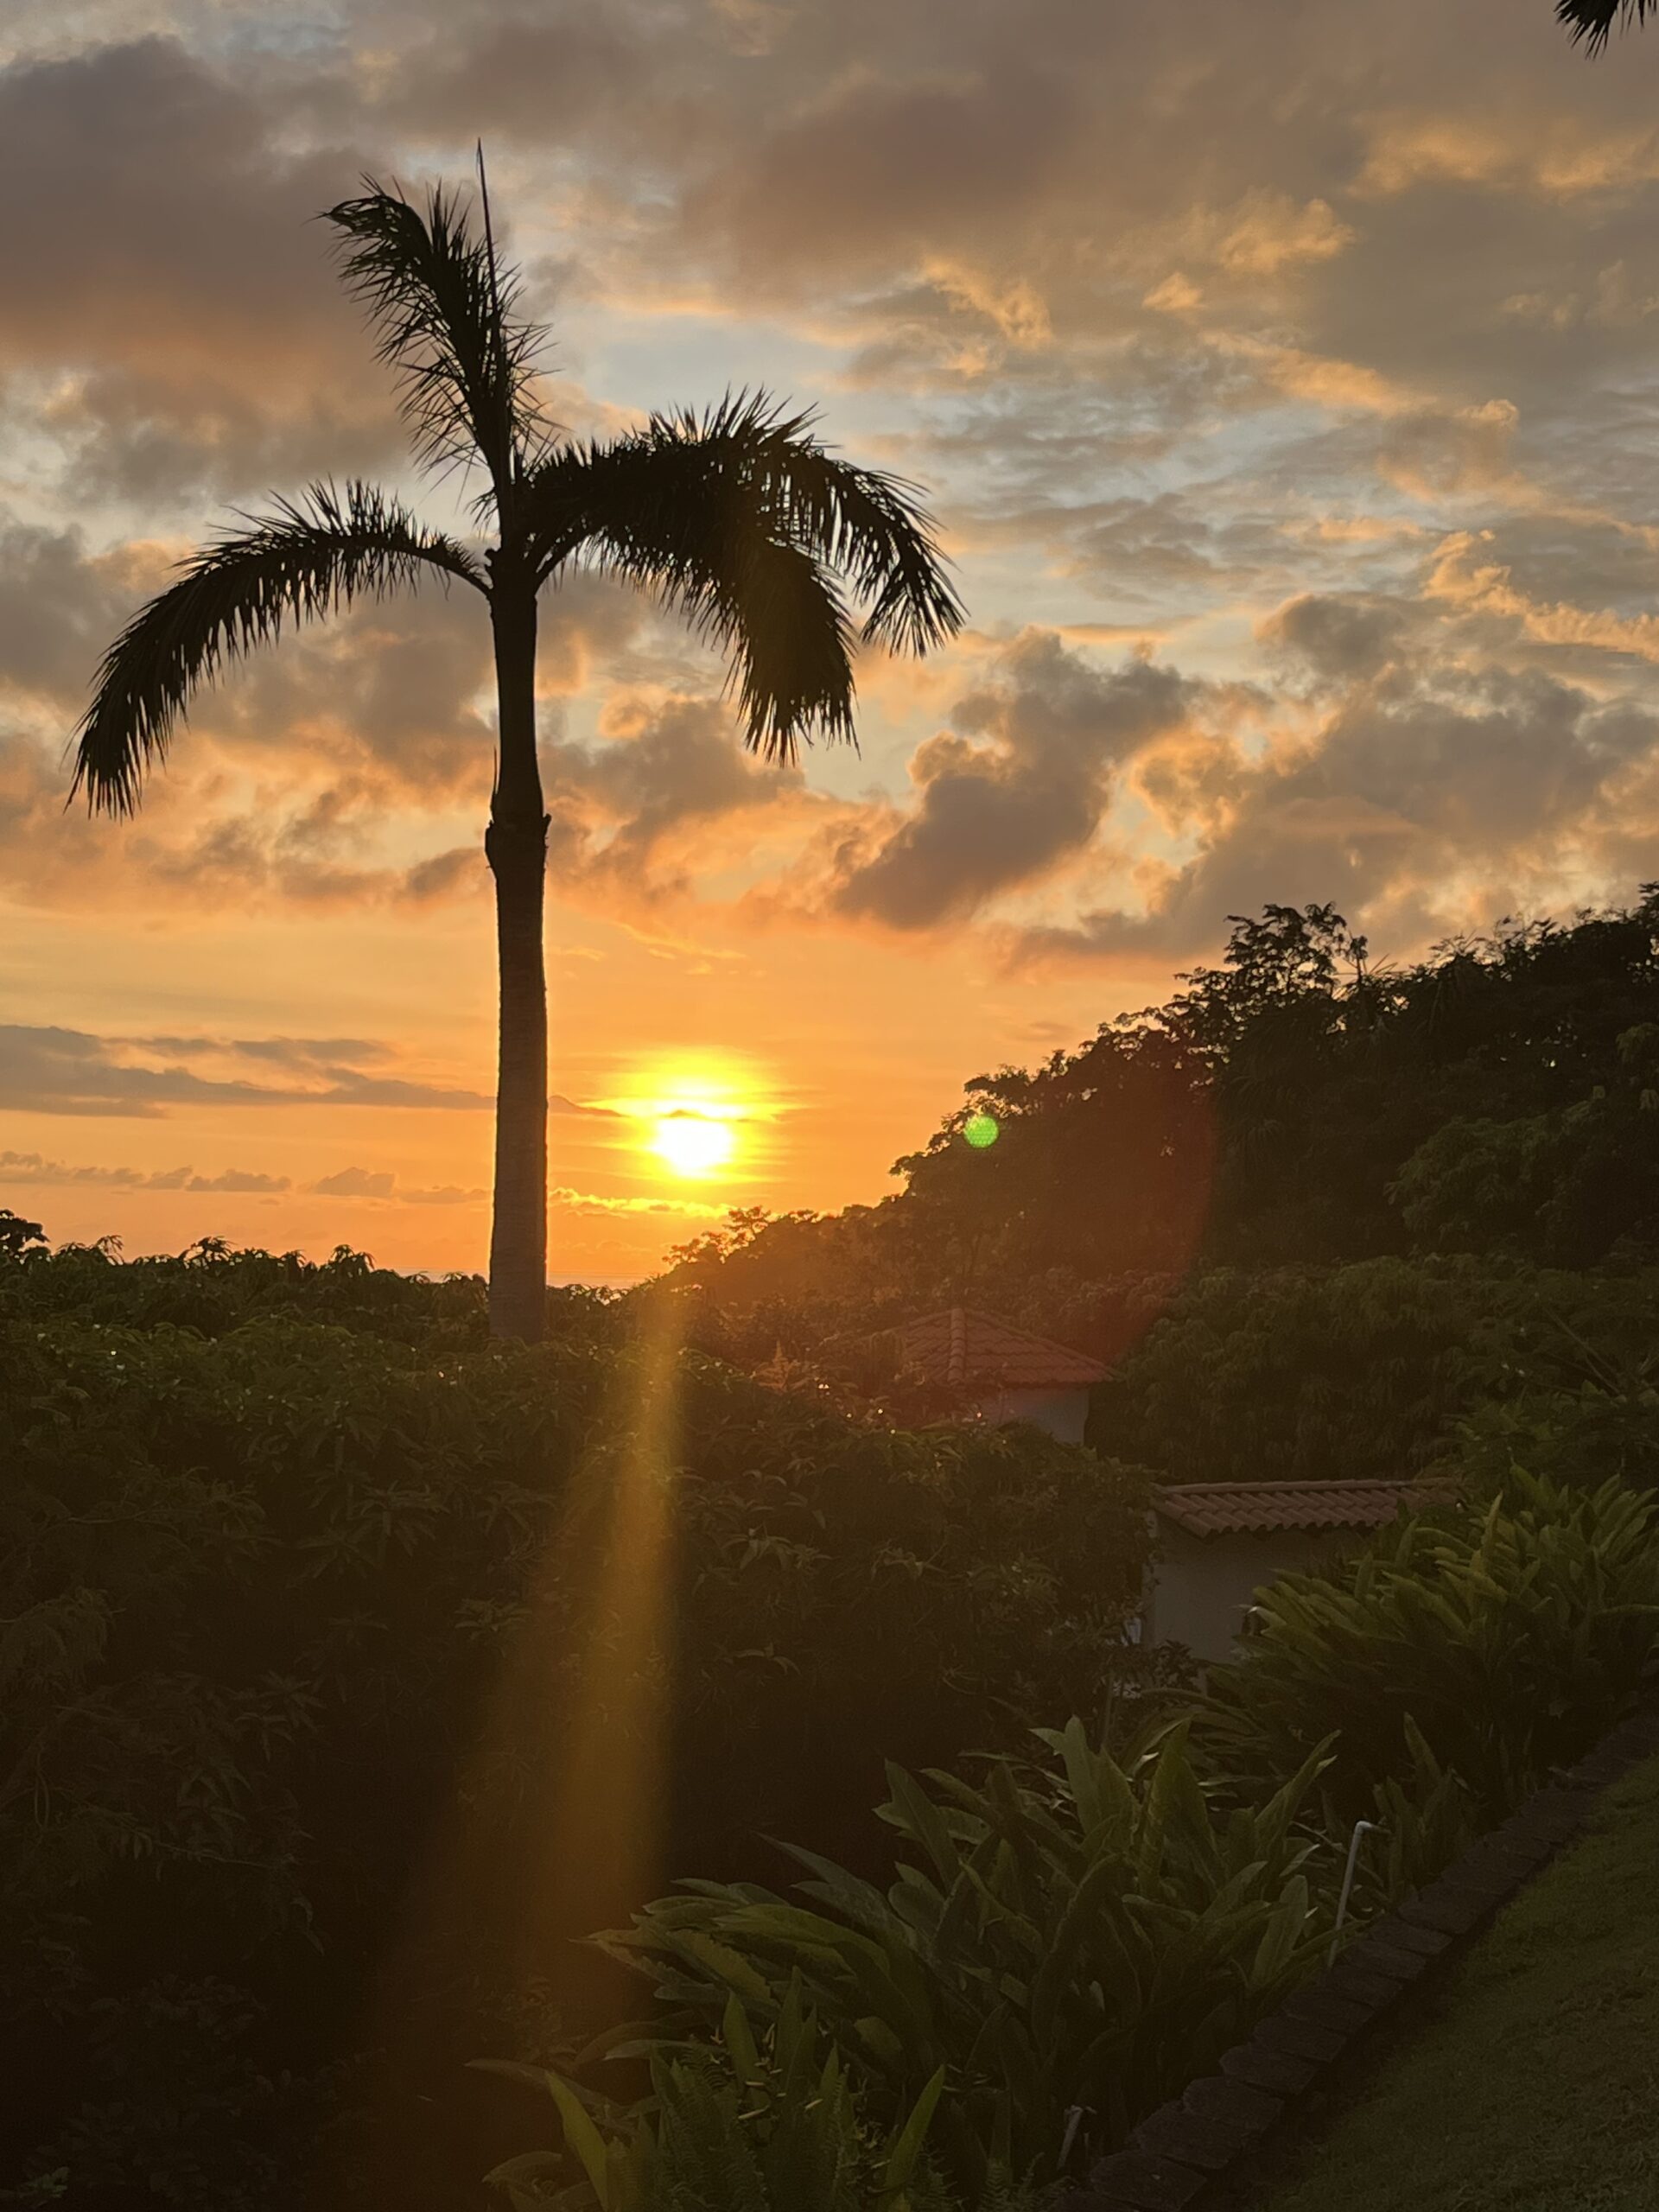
529, 438, 857, 762
325, 180, 551, 504
73, 482, 483, 816
649, 392, 963, 657
1558, 0, 1655, 49
521, 396, 962, 760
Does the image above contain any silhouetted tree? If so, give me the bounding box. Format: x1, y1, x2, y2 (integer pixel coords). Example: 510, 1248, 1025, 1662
0, 1209, 45, 1259
659, 890, 1659, 1351
72, 173, 960, 1340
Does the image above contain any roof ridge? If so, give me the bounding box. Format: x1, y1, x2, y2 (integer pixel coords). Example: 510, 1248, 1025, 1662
888, 1305, 1109, 1391
904, 1303, 1102, 1356
1156, 1476, 1453, 1496
1153, 1474, 1458, 1538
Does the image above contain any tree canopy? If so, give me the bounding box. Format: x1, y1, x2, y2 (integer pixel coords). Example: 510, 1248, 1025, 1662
662, 888, 1659, 1350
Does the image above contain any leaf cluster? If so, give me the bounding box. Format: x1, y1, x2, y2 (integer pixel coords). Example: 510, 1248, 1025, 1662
478, 1983, 957, 2212
602, 1723, 1328, 2195
1194, 1468, 1659, 1831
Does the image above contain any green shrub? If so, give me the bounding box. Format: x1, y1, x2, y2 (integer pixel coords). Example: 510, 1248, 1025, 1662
1086, 1259, 1520, 1486
477, 1984, 959, 2212
1193, 1471, 1659, 1831
0, 1286, 1147, 2211
602, 1720, 1328, 2196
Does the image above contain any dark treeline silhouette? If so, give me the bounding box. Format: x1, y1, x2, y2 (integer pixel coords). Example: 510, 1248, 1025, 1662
661, 890, 1659, 1360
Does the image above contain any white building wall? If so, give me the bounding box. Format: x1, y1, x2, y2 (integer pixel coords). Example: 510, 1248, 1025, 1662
970, 1385, 1091, 1444
1143, 1522, 1359, 1664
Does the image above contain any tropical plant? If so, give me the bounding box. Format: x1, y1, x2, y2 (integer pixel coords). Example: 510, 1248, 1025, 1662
1193, 1470, 1659, 1828
476, 1982, 957, 2212
1558, 0, 1655, 48
603, 1720, 1330, 2196
70, 172, 962, 1340
1351, 1718, 1482, 1916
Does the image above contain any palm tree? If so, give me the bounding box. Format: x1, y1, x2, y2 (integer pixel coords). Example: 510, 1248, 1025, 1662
73, 175, 962, 1342
1557, 0, 1655, 45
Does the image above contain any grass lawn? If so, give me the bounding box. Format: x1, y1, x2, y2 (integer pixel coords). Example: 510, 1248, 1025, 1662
1260, 1750, 1659, 2212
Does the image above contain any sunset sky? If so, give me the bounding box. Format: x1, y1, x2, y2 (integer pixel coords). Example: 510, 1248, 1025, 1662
5, 1, 1659, 1279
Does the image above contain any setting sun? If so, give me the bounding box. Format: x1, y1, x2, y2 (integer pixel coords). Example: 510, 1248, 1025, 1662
602, 1054, 769, 1188
650, 1112, 736, 1179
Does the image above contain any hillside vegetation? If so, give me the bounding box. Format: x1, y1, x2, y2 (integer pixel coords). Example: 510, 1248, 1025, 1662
0, 1241, 1145, 2210
661, 893, 1659, 1485
8, 891, 1659, 2209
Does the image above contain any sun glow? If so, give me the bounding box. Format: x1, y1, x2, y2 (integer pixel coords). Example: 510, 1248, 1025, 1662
600, 1056, 767, 1185
651, 1111, 737, 1179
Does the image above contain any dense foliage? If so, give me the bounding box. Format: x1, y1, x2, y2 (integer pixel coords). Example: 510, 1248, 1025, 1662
661, 894, 1659, 1480
477, 1987, 959, 2212
604, 1723, 1328, 2196
489, 1471, 1659, 2202
0, 1239, 1146, 2211
1194, 1469, 1659, 1898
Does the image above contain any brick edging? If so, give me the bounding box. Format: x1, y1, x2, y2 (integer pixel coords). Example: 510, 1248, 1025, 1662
1066, 1703, 1659, 2212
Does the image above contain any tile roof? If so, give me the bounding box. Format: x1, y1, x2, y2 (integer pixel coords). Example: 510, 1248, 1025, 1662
893, 1306, 1108, 1392
1153, 1477, 1457, 1537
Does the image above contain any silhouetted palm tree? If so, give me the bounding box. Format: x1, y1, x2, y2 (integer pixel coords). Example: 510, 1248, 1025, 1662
73, 175, 962, 1341
1558, 0, 1654, 47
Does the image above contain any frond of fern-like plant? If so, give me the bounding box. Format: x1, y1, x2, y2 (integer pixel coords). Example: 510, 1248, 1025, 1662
72, 481, 483, 816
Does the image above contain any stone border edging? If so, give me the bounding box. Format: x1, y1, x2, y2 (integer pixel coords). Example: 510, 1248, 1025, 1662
1065, 1702, 1659, 2212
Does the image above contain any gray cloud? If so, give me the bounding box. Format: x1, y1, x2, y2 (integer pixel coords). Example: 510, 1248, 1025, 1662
0, 1148, 290, 1192
8, 0, 1659, 997
0, 1023, 621, 1120
0, 523, 138, 707
308, 1166, 488, 1204
147, 1035, 394, 1069
0, 518, 707, 922
311, 1166, 396, 1198
0, 36, 396, 499
540, 693, 808, 904
823, 633, 1203, 930
1259, 592, 1419, 685
1007, 614, 1659, 964
0, 1026, 493, 1117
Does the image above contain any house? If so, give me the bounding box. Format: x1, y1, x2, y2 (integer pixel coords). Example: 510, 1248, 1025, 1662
881, 1306, 1108, 1442
1143, 1477, 1453, 1663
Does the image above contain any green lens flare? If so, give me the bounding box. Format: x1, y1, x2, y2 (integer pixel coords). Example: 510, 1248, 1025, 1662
963, 1109, 999, 1149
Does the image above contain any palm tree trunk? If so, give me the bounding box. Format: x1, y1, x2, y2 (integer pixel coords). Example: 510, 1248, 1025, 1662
486, 579, 549, 1342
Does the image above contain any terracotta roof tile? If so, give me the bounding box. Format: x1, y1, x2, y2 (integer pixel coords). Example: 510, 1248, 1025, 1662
893, 1306, 1108, 1392
1153, 1478, 1458, 1537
